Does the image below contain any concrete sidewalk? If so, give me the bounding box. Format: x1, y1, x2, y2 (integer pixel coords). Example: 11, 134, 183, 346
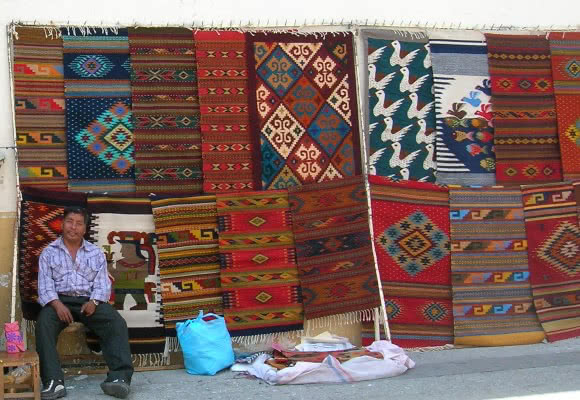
63, 337, 580, 400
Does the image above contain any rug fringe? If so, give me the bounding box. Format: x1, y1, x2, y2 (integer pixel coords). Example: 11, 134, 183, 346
231, 329, 304, 346
305, 308, 376, 332
404, 344, 455, 352
24, 318, 36, 336
131, 352, 168, 368
166, 336, 181, 353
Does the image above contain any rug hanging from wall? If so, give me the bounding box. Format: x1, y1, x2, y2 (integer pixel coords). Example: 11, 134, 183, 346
449, 186, 545, 346
246, 32, 362, 189
128, 28, 202, 195
194, 31, 259, 193
63, 29, 135, 192
18, 188, 87, 321
549, 32, 580, 181
429, 30, 496, 186
486, 34, 562, 185
150, 195, 222, 338
362, 176, 453, 348
216, 190, 303, 338
289, 175, 379, 323
87, 195, 166, 362
522, 182, 580, 342
13, 27, 68, 191
364, 30, 436, 182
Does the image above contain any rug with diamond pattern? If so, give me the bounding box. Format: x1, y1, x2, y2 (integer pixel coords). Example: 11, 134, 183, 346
289, 176, 379, 321
549, 32, 580, 181
63, 29, 135, 192
486, 34, 562, 185
362, 175, 453, 348
216, 190, 303, 337
522, 181, 580, 342
128, 28, 202, 195
246, 32, 362, 189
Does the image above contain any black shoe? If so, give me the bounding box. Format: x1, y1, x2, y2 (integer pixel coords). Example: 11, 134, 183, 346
41, 379, 66, 400
100, 379, 131, 399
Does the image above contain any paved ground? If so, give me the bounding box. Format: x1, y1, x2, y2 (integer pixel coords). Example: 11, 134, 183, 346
61, 337, 580, 400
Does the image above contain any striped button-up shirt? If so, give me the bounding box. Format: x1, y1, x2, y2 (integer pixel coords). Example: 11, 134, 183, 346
37, 237, 111, 306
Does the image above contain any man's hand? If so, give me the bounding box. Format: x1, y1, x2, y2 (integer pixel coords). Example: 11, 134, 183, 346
49, 300, 74, 324
81, 301, 97, 317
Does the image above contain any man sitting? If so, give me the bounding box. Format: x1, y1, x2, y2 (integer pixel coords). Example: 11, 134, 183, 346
36, 206, 133, 399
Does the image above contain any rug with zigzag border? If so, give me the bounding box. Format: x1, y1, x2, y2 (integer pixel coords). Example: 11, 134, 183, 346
522, 181, 580, 341
362, 176, 453, 348
150, 194, 223, 337
289, 175, 379, 322
216, 190, 303, 337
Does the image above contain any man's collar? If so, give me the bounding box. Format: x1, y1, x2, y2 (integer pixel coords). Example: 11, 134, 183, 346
55, 236, 87, 251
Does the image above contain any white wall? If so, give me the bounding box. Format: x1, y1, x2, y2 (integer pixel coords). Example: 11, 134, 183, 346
1, 0, 578, 212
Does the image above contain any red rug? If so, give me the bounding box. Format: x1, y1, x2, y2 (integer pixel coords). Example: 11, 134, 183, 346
549, 32, 580, 181
216, 190, 303, 337
128, 28, 202, 194
486, 34, 562, 185
522, 182, 580, 341
246, 32, 362, 189
288, 176, 379, 321
18, 188, 86, 320
13, 27, 67, 191
194, 31, 259, 193
362, 176, 453, 348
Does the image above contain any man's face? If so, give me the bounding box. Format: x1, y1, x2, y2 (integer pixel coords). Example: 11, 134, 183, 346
62, 212, 86, 244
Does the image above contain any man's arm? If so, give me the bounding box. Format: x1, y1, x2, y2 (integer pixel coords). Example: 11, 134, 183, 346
89, 251, 111, 303
37, 249, 58, 306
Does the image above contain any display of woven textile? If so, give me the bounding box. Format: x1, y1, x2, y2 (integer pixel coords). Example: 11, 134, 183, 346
362, 175, 453, 348
575, 181, 580, 218
450, 186, 545, 346
486, 34, 562, 185
195, 31, 258, 193
13, 27, 67, 190
128, 28, 202, 195
522, 182, 580, 342
87, 195, 165, 356
150, 195, 222, 336
247, 32, 362, 189
216, 190, 303, 337
365, 30, 436, 182
549, 33, 580, 181
288, 176, 379, 321
63, 29, 135, 192
429, 31, 496, 186
18, 188, 87, 321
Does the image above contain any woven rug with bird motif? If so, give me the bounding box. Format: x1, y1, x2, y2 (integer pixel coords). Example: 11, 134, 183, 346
364, 30, 436, 182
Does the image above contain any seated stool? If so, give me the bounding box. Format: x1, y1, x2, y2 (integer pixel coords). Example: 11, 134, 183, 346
0, 351, 40, 400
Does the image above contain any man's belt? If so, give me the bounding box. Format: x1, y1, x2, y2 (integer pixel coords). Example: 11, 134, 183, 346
59, 291, 90, 297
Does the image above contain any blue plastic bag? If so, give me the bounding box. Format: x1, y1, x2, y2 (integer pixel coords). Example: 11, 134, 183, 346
176, 311, 235, 375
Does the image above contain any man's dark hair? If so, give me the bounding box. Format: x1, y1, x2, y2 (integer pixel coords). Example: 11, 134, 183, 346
63, 207, 90, 226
